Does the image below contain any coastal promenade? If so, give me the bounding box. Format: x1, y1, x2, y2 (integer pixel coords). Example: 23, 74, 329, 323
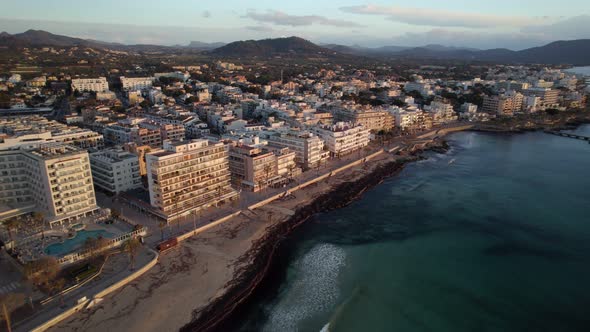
43, 123, 473, 332
9, 122, 473, 332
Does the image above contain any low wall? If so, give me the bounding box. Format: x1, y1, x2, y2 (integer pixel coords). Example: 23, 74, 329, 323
93, 248, 158, 299
248, 150, 384, 210
173, 150, 385, 244
30, 299, 90, 332
176, 211, 242, 242
28, 250, 158, 332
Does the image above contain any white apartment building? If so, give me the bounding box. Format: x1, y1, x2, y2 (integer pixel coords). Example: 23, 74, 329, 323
392, 109, 433, 132
71, 77, 109, 92
154, 72, 190, 82
0, 144, 99, 226
404, 81, 434, 96
146, 140, 238, 222
90, 149, 142, 194
120, 76, 154, 91
311, 122, 371, 158
267, 131, 328, 170
425, 101, 458, 125
0, 116, 104, 150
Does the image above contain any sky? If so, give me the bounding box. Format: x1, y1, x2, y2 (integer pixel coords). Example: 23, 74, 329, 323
0, 0, 589, 50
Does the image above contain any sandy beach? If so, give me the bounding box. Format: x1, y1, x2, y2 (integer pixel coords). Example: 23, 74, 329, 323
47, 112, 590, 332
47, 146, 409, 332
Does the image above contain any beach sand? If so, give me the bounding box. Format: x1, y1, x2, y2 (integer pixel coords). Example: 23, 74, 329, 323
49, 149, 399, 332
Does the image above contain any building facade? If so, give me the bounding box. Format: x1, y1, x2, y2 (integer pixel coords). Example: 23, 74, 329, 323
146, 140, 238, 221
267, 131, 328, 170
0, 144, 99, 226
71, 77, 109, 92
120, 77, 154, 91
311, 122, 371, 158
90, 149, 142, 194
334, 109, 395, 132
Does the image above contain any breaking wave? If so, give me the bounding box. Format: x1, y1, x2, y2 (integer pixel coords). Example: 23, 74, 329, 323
263, 244, 346, 332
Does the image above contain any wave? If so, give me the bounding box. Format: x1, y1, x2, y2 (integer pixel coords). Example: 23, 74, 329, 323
262, 244, 346, 332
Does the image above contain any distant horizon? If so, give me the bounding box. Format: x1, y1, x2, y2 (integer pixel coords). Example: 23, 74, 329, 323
1, 0, 589, 51
2, 22, 590, 52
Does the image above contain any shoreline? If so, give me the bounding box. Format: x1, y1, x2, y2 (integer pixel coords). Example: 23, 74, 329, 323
46, 113, 590, 332
179, 144, 444, 332
179, 116, 590, 332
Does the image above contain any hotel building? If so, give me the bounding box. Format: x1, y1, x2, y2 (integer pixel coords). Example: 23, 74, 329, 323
146, 140, 238, 222
0, 144, 98, 226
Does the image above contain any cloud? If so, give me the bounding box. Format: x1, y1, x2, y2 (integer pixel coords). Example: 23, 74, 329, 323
244, 10, 364, 28
245, 25, 274, 32
521, 15, 590, 40
388, 28, 551, 50
340, 5, 551, 29
202, 11, 211, 19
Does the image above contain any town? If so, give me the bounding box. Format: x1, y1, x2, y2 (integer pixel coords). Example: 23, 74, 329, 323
0, 35, 589, 331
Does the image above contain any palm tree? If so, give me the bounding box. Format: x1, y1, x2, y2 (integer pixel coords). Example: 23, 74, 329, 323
287, 163, 296, 183
158, 220, 167, 241
263, 164, 273, 191
124, 238, 141, 270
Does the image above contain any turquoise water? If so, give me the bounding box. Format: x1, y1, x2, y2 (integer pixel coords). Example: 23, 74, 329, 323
44, 230, 114, 256
235, 125, 590, 332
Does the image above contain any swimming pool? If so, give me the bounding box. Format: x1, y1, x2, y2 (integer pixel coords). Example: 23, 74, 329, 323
44, 230, 114, 257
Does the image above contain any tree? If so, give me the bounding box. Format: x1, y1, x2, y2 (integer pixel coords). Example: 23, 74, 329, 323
545, 108, 560, 116
24, 257, 59, 289
158, 221, 167, 241
124, 238, 141, 270
287, 163, 296, 183
110, 209, 121, 220
2, 219, 18, 244
83, 236, 109, 258
263, 164, 274, 191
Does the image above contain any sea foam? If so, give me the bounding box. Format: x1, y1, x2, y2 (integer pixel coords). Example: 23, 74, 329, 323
263, 243, 345, 332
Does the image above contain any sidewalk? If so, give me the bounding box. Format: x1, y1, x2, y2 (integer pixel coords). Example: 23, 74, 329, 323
12, 247, 156, 332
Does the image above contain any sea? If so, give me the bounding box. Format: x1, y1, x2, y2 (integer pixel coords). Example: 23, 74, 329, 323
233, 125, 590, 332
565, 66, 590, 76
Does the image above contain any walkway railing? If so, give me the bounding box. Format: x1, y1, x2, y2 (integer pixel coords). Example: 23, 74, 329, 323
56, 227, 148, 266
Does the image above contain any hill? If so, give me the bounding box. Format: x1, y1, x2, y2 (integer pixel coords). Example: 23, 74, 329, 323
0, 30, 183, 52
2, 29, 590, 65
186, 41, 226, 50
391, 40, 590, 65
210, 37, 337, 57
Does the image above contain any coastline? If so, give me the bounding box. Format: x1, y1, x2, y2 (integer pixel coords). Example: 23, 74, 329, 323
47, 112, 590, 332
179, 113, 590, 332
179, 144, 446, 332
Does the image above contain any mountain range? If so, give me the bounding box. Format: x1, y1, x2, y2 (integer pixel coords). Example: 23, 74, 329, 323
1, 30, 590, 65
